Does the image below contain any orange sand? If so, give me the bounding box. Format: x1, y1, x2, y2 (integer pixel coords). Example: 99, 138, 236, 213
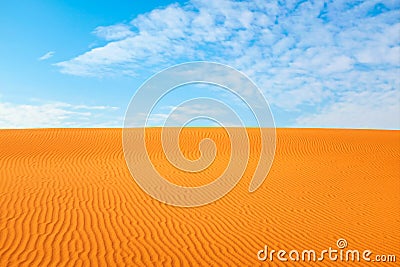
0, 128, 399, 266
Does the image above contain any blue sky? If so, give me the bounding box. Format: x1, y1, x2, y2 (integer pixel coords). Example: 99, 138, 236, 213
0, 0, 399, 129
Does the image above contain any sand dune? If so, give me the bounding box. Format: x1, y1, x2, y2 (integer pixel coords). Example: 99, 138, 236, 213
0, 128, 399, 266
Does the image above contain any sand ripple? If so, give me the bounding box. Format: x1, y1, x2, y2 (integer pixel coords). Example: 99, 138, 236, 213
0, 128, 399, 266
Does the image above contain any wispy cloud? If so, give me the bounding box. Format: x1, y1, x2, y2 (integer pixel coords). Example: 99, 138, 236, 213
130, 103, 243, 127
0, 100, 120, 128
38, 51, 55, 61
92, 24, 134, 41
149, 103, 237, 127
295, 89, 400, 129
55, 0, 400, 129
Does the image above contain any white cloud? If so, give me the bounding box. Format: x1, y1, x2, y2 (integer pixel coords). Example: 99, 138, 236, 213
54, 0, 400, 129
92, 24, 134, 41
0, 101, 120, 128
145, 103, 241, 127
295, 89, 400, 129
38, 51, 55, 61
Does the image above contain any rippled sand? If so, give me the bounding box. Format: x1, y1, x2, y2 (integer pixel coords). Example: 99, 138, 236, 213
0, 128, 399, 266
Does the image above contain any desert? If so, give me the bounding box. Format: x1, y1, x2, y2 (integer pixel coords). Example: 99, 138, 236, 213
0, 128, 399, 266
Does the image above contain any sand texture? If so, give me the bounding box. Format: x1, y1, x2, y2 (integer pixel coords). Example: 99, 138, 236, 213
0, 128, 399, 266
